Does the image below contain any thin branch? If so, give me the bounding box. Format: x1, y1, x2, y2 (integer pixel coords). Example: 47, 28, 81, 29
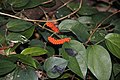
85, 10, 120, 44
54, 0, 82, 22
57, 0, 72, 10
0, 12, 22, 20
0, 0, 82, 22
41, 0, 53, 4
39, 6, 49, 20
34, 22, 61, 38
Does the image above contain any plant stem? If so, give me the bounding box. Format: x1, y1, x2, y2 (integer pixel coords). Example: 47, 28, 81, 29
95, 39, 105, 45
85, 10, 120, 44
0, 0, 82, 22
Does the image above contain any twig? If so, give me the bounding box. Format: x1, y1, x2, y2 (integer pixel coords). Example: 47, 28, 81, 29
34, 22, 61, 38
54, 0, 82, 22
39, 6, 49, 20
0, 12, 22, 20
58, 0, 72, 10
85, 10, 120, 44
0, 0, 82, 22
95, 39, 105, 45
60, 0, 80, 17
71, 74, 75, 80
34, 22, 53, 33
41, 0, 53, 4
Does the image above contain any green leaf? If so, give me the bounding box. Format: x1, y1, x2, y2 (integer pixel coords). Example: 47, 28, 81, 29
0, 30, 6, 45
0, 59, 16, 76
116, 74, 120, 80
44, 57, 68, 78
68, 2, 98, 15
67, 1, 98, 15
38, 31, 51, 41
105, 33, 120, 59
46, 46, 55, 57
79, 3, 98, 15
55, 6, 71, 18
0, 16, 8, 26
87, 45, 112, 80
6, 33, 28, 44
11, 54, 37, 68
21, 47, 47, 56
59, 19, 78, 31
113, 63, 120, 76
78, 16, 94, 24
91, 30, 107, 43
23, 0, 49, 9
111, 19, 120, 33
59, 19, 89, 42
71, 22, 89, 42
13, 67, 38, 80
7, 0, 29, 8
20, 25, 35, 39
7, 26, 35, 52
7, 19, 33, 32
92, 12, 116, 24
61, 40, 87, 79
28, 39, 44, 47
77, 16, 96, 30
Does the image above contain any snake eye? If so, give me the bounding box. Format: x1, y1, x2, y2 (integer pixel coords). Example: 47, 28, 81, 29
65, 48, 78, 57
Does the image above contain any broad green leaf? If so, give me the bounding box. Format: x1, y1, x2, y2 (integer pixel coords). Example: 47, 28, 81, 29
105, 33, 120, 59
13, 67, 38, 80
78, 16, 94, 24
67, 2, 79, 11
0, 54, 18, 63
21, 47, 47, 56
111, 19, 120, 33
59, 19, 89, 42
92, 12, 116, 24
28, 39, 44, 47
77, 16, 96, 30
59, 19, 78, 31
7, 26, 35, 52
44, 57, 68, 78
61, 40, 87, 79
55, 6, 71, 18
7, 19, 33, 32
0, 30, 6, 45
116, 74, 120, 80
113, 63, 120, 76
38, 30, 51, 41
6, 33, 28, 44
20, 25, 35, 39
71, 22, 89, 42
0, 16, 8, 26
18, 55, 37, 68
10, 54, 37, 68
7, 0, 29, 8
68, 2, 98, 15
23, 0, 49, 9
87, 45, 112, 80
79, 3, 98, 15
0, 59, 16, 76
105, 33, 120, 58
46, 46, 55, 57
91, 30, 107, 43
